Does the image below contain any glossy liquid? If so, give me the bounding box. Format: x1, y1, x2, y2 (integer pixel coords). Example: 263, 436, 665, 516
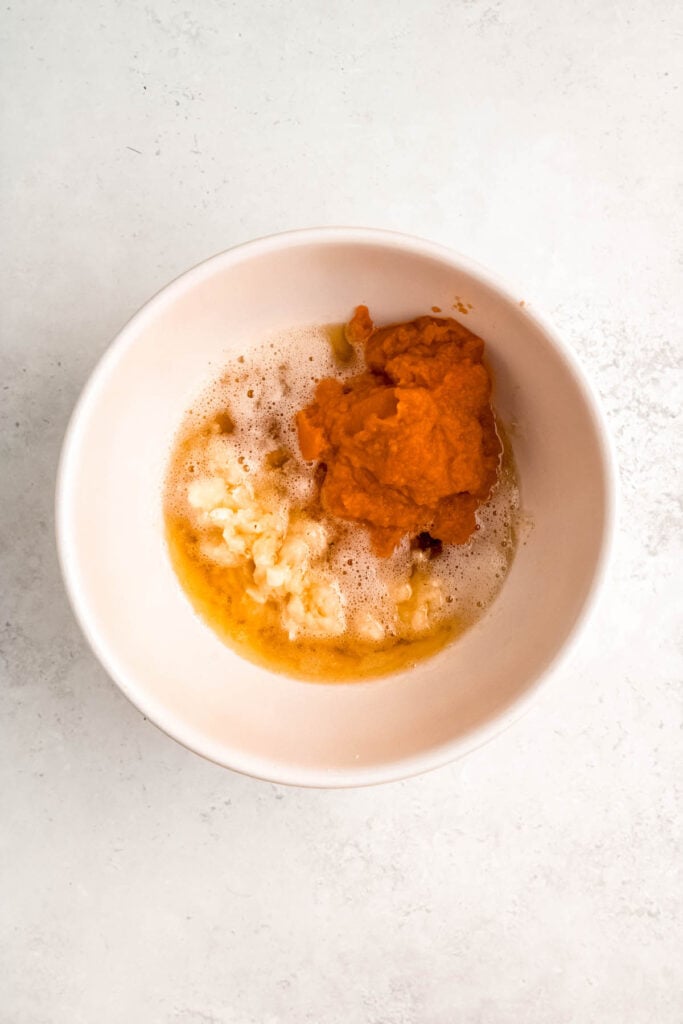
164, 323, 519, 683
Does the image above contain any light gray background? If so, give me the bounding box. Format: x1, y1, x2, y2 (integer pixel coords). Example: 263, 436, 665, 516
2, 2, 682, 1022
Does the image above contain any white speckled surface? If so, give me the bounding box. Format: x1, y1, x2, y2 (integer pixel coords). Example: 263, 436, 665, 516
2, 1, 682, 1021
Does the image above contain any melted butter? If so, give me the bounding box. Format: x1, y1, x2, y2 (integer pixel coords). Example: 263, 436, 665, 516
166, 513, 470, 681
165, 441, 519, 684
324, 322, 357, 366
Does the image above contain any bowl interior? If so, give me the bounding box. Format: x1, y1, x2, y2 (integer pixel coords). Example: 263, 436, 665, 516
58, 231, 612, 785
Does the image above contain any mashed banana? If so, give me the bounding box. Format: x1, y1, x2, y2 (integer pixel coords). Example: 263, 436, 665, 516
186, 446, 345, 640
177, 430, 454, 647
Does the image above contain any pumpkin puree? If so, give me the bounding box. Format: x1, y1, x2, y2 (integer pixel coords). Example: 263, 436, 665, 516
296, 306, 501, 556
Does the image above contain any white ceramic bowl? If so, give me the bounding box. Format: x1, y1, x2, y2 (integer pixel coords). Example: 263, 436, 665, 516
56, 228, 615, 787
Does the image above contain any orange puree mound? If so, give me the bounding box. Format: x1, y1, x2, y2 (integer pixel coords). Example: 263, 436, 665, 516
296, 306, 501, 556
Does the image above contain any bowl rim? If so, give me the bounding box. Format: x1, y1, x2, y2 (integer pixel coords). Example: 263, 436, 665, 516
55, 226, 619, 788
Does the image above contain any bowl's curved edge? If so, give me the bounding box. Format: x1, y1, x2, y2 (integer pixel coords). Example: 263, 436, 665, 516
55, 226, 619, 789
